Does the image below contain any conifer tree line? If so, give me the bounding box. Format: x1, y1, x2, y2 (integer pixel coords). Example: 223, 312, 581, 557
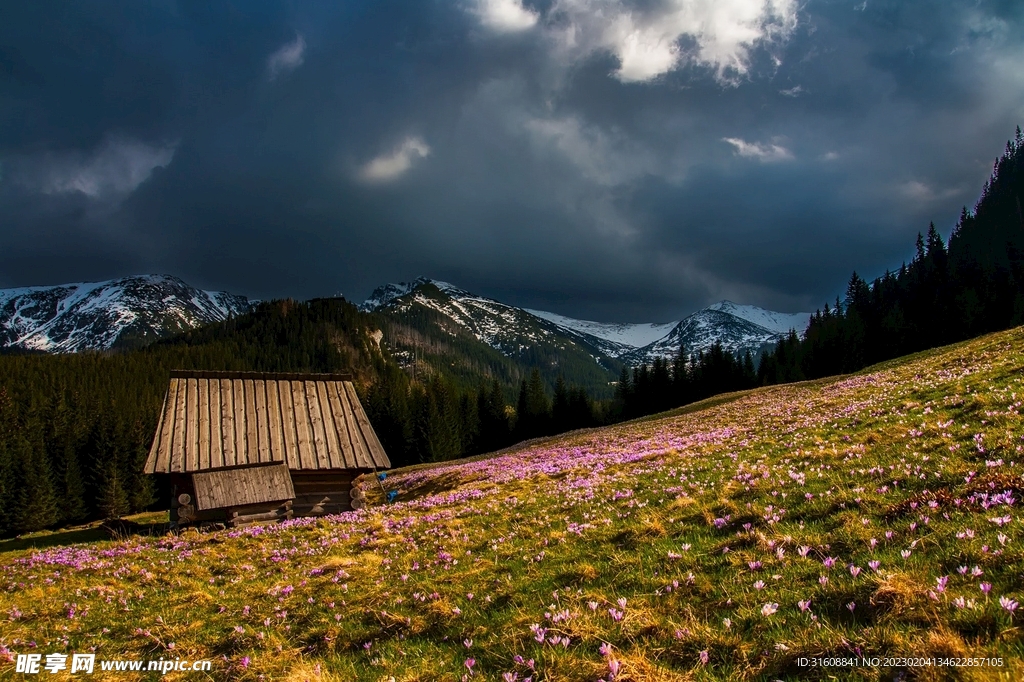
361, 366, 601, 464
0, 127, 1020, 536
612, 346, 758, 420
758, 126, 1024, 382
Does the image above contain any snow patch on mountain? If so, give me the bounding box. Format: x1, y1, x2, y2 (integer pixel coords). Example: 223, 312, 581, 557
707, 301, 810, 335
359, 277, 470, 312
524, 309, 678, 350
0, 275, 252, 353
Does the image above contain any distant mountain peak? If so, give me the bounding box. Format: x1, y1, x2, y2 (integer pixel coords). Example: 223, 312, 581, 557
706, 300, 810, 335
0, 274, 252, 353
359, 277, 476, 311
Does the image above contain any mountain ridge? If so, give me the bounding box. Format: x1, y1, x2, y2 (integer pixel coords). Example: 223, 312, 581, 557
0, 272, 811, 380
361, 277, 811, 367
0, 275, 253, 353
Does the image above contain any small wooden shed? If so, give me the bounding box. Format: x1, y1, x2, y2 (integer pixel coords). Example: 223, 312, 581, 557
143, 370, 390, 527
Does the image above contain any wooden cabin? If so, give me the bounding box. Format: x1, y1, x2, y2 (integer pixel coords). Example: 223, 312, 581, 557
143, 370, 390, 527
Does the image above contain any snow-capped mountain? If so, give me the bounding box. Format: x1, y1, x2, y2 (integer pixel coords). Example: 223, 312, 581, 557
706, 301, 810, 336
0, 275, 253, 353
621, 306, 808, 366
361, 278, 811, 372
615, 301, 811, 366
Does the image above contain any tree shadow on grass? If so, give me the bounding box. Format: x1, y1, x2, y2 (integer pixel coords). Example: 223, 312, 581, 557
0, 516, 169, 554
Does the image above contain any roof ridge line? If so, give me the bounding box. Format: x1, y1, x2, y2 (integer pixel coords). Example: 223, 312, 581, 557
169, 370, 354, 381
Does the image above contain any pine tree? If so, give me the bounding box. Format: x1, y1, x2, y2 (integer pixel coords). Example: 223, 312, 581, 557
45, 394, 88, 523
57, 442, 88, 524
98, 461, 130, 520
552, 375, 570, 432
0, 388, 15, 536
477, 379, 510, 453
458, 391, 480, 456
614, 366, 632, 414
651, 357, 671, 412
741, 350, 756, 385
514, 378, 529, 438
671, 342, 689, 404
567, 387, 594, 430
13, 434, 60, 532
422, 377, 462, 462
517, 369, 551, 439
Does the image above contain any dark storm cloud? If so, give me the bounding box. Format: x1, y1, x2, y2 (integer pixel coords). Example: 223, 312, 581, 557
1, 0, 1022, 322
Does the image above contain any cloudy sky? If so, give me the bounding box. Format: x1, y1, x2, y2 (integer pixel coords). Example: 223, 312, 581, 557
2, 1, 1022, 322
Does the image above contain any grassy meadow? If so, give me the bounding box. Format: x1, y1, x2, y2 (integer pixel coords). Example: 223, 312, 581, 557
3, 328, 1024, 681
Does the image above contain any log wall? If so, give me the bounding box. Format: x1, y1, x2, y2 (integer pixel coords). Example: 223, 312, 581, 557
169, 467, 373, 527
290, 469, 369, 516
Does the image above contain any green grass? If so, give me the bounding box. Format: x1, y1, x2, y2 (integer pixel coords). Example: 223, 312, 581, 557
4, 329, 1024, 680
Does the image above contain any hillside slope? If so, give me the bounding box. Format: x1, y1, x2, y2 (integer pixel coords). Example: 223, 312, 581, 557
3, 327, 1024, 680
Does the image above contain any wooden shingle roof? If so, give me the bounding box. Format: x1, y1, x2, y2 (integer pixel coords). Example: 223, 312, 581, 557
144, 371, 391, 474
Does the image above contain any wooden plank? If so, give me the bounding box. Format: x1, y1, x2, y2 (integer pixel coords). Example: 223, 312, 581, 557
220, 379, 236, 468
147, 380, 174, 473
306, 381, 331, 470
185, 378, 201, 472
336, 381, 370, 468
291, 380, 315, 470
145, 385, 166, 473
244, 379, 258, 466
291, 473, 354, 487
180, 378, 192, 471
169, 378, 186, 473
344, 381, 375, 468
290, 477, 354, 489
254, 378, 271, 465
209, 379, 225, 470
198, 377, 211, 470
231, 509, 289, 523
325, 382, 357, 469
290, 469, 353, 480
265, 380, 284, 464
292, 488, 351, 498
239, 466, 254, 506
232, 380, 246, 466
346, 382, 391, 469
279, 381, 301, 469
344, 382, 381, 469
231, 509, 292, 524
316, 381, 342, 468
192, 464, 294, 510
